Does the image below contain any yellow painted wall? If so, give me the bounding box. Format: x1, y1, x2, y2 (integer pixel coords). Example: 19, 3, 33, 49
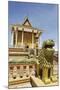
17, 31, 36, 48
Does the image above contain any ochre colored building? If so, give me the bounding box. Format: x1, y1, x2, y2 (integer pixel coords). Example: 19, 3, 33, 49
9, 18, 57, 87
11, 17, 42, 48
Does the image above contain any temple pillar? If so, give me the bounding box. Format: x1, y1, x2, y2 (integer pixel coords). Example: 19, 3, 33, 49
11, 31, 14, 46
21, 28, 24, 47
11, 27, 15, 46
15, 30, 18, 47
32, 30, 34, 48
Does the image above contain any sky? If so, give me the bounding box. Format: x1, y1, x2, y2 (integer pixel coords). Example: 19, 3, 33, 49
8, 1, 58, 51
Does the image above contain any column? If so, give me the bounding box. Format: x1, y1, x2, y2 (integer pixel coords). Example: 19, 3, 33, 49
32, 30, 34, 48
36, 34, 38, 48
16, 31, 18, 46
11, 31, 14, 46
15, 30, 18, 47
21, 28, 24, 46
11, 27, 14, 46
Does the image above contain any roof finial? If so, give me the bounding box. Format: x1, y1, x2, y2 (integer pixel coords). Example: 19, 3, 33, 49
24, 16, 28, 21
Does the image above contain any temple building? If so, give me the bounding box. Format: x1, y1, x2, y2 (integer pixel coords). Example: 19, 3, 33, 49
11, 17, 42, 48
9, 17, 57, 87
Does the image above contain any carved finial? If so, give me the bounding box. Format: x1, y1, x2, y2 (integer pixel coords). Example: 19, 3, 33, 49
24, 16, 28, 21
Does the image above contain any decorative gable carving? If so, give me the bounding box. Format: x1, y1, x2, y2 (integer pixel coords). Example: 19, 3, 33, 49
22, 17, 32, 27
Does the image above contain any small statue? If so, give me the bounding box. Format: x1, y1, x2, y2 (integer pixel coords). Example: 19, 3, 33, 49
37, 39, 57, 83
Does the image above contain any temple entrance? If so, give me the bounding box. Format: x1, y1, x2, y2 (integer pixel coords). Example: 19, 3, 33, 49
39, 69, 43, 79
48, 68, 51, 78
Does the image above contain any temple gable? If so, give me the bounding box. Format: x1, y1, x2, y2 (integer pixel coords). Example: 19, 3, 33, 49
22, 18, 32, 27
